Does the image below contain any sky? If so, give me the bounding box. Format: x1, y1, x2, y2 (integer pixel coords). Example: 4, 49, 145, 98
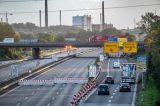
0, 0, 160, 29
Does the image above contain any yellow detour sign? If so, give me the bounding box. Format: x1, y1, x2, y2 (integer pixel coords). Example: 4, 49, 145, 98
104, 42, 119, 53
123, 42, 137, 53
118, 38, 127, 46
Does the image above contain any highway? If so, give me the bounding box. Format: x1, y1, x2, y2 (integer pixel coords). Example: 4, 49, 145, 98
81, 58, 135, 106
0, 48, 89, 83
0, 48, 102, 106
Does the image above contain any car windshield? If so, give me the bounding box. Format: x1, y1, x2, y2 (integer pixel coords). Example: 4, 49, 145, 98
106, 77, 112, 80
99, 85, 108, 89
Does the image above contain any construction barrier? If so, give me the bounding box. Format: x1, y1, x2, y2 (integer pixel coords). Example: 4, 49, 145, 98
54, 78, 88, 84
19, 80, 55, 86
70, 79, 96, 106
19, 78, 88, 86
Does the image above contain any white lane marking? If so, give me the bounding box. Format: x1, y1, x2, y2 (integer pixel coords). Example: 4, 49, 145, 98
107, 59, 111, 76
108, 104, 111, 106
52, 97, 55, 100
115, 90, 117, 92
113, 93, 115, 95
56, 92, 59, 95
132, 73, 139, 106
47, 103, 50, 106
110, 96, 113, 99
25, 97, 28, 100
60, 88, 62, 90
108, 100, 111, 103
16, 103, 20, 106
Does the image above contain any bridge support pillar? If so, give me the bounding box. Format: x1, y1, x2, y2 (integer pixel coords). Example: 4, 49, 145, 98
32, 48, 40, 59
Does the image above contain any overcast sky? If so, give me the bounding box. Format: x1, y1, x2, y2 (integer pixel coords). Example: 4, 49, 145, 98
0, 0, 160, 29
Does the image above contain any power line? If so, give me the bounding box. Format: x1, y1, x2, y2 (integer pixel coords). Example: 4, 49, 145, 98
0, 0, 46, 3
1, 3, 160, 14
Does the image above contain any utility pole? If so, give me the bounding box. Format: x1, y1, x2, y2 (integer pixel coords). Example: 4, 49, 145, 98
100, 13, 102, 31
59, 10, 62, 26
39, 10, 41, 28
102, 1, 105, 30
45, 0, 48, 28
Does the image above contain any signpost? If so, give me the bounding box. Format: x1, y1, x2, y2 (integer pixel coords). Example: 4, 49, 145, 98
123, 42, 137, 53
137, 56, 147, 61
108, 38, 117, 42
88, 65, 97, 78
103, 42, 119, 53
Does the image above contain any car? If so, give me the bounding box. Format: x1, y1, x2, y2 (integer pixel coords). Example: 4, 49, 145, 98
113, 62, 120, 68
119, 83, 131, 92
98, 84, 110, 95
105, 76, 114, 84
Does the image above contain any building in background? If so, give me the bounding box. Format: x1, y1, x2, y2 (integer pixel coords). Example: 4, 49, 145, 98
72, 15, 92, 31
92, 23, 113, 31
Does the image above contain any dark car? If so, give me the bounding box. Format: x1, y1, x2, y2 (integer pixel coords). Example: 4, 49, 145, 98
119, 83, 131, 92
98, 84, 110, 95
105, 76, 114, 84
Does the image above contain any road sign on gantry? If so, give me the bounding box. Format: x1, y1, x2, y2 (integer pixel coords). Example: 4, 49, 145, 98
123, 42, 137, 53
103, 42, 119, 53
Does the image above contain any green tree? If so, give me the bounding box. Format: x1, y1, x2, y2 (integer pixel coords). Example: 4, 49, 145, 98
0, 22, 17, 41
138, 12, 160, 32
38, 33, 56, 42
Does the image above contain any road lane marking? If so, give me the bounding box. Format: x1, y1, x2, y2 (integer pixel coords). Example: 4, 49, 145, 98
110, 96, 113, 99
113, 93, 115, 95
60, 88, 62, 90
16, 103, 20, 106
108, 104, 111, 106
24, 97, 28, 100
56, 92, 59, 95
115, 89, 117, 92
47, 103, 50, 106
107, 59, 111, 76
52, 97, 55, 100
108, 100, 111, 103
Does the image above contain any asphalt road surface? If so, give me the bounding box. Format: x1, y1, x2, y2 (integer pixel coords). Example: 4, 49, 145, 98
81, 58, 135, 106
0, 48, 102, 106
0, 48, 90, 83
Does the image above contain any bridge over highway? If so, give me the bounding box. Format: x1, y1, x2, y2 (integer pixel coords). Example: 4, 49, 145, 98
0, 42, 144, 48
0, 42, 145, 59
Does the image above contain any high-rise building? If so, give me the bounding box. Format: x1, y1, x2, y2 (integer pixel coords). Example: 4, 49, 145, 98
72, 15, 92, 31
72, 16, 83, 28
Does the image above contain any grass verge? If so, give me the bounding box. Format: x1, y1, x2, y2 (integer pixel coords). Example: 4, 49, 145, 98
138, 77, 159, 106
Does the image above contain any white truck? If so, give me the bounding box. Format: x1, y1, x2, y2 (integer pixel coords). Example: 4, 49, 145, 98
121, 63, 136, 84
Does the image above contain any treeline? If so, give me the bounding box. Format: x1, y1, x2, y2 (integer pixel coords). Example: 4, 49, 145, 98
11, 22, 124, 42
139, 12, 160, 104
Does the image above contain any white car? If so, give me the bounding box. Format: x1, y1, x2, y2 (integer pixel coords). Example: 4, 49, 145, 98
113, 62, 120, 68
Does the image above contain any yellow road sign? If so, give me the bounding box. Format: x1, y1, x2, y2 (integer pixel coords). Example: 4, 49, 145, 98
118, 38, 127, 47
104, 42, 119, 53
123, 42, 137, 53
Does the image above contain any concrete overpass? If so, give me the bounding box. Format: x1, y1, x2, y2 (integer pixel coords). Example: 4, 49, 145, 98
0, 42, 145, 59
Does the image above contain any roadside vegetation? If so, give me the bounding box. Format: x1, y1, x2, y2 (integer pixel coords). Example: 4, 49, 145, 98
137, 12, 160, 106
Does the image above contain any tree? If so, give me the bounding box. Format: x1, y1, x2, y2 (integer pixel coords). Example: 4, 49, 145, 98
38, 33, 56, 42
138, 12, 160, 32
